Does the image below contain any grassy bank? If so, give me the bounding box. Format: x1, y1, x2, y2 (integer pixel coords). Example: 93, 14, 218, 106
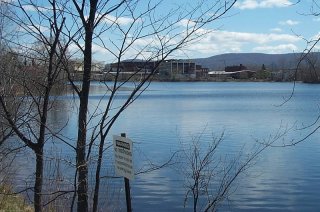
0, 184, 33, 212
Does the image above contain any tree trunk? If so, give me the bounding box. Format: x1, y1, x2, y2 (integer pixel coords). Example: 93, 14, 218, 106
92, 138, 104, 212
76, 28, 93, 212
76, 102, 89, 212
34, 147, 44, 212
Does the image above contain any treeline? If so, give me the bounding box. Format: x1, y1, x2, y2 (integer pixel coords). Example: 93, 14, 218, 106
247, 52, 320, 83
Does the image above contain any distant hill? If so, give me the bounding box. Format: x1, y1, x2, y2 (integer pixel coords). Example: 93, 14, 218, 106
193, 53, 319, 71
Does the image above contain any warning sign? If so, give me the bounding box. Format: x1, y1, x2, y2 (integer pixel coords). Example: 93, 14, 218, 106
113, 135, 134, 180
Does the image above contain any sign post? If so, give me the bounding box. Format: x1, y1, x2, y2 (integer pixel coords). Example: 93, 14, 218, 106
113, 133, 133, 212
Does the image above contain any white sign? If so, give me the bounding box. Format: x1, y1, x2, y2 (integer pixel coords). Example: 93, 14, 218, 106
113, 135, 134, 180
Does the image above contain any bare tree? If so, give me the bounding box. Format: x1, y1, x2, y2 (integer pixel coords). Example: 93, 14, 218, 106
179, 130, 267, 212
2, 0, 239, 211
296, 51, 320, 83
63, 1, 238, 211
0, 0, 15, 142
275, 0, 320, 128
0, 0, 69, 211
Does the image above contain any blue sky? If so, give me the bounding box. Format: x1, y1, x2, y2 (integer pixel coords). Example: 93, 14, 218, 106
93, 0, 319, 62
178, 0, 319, 58
16, 0, 319, 62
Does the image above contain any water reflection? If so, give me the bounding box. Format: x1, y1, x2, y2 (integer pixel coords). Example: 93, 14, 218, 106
12, 82, 320, 211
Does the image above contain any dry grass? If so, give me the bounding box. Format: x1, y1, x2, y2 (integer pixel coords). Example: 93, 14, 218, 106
0, 184, 33, 212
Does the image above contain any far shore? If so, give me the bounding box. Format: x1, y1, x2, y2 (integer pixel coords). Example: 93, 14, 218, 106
88, 78, 312, 84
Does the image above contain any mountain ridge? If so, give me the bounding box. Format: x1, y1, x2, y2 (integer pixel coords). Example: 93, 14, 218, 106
193, 52, 316, 70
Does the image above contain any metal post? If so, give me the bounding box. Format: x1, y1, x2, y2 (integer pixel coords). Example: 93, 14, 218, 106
121, 133, 132, 212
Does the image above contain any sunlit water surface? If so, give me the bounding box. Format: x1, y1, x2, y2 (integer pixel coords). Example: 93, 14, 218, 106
14, 82, 320, 211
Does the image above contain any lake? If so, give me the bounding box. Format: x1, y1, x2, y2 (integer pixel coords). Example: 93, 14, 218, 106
13, 82, 320, 211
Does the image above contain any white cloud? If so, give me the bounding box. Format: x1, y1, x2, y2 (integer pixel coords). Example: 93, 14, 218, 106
177, 19, 196, 28
279, 19, 300, 26
84, 14, 134, 26
235, 0, 293, 10
92, 43, 110, 56
311, 32, 320, 41
22, 4, 49, 12
270, 28, 283, 33
260, 0, 293, 8
85, 29, 303, 61
182, 30, 301, 55
101, 14, 134, 26
210, 30, 300, 44
69, 42, 114, 62
253, 44, 298, 53
235, 0, 259, 9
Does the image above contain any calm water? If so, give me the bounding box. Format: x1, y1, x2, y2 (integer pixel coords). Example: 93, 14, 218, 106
16, 82, 320, 211
117, 82, 320, 211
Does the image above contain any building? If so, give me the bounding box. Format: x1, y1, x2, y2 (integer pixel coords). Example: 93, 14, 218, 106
105, 59, 208, 81
107, 60, 157, 74
70, 59, 105, 80
72, 59, 105, 73
208, 64, 255, 79
195, 65, 209, 79
104, 60, 159, 80
225, 64, 247, 72
158, 60, 208, 80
